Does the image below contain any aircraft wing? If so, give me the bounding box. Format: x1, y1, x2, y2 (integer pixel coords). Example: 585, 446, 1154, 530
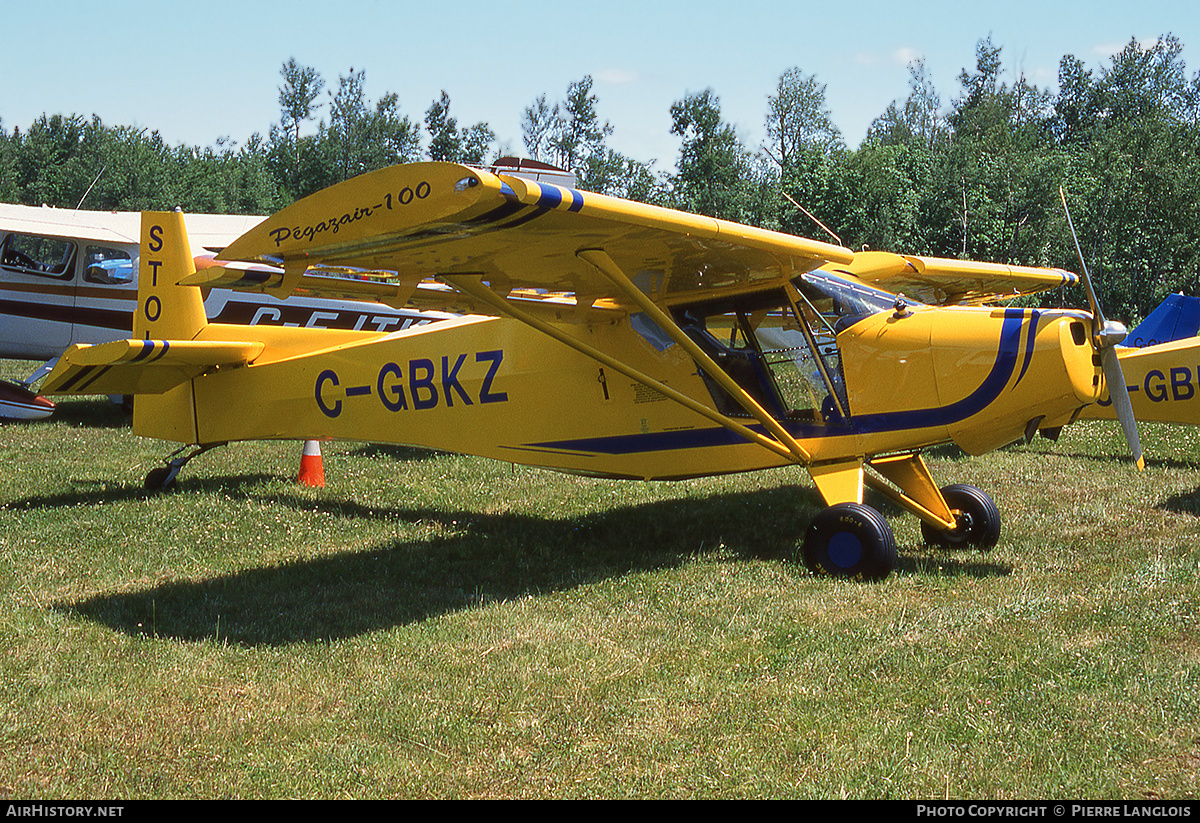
826, 250, 1078, 306
186, 162, 857, 318
185, 162, 1074, 314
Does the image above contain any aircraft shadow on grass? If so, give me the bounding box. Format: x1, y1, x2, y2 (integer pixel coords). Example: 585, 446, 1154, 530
49, 477, 1012, 647
346, 443, 446, 462
1018, 447, 1200, 473
5, 473, 281, 510
1157, 485, 1200, 516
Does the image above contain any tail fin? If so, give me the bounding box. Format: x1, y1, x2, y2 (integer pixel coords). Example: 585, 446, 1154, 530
1125, 293, 1200, 348
132, 211, 207, 443
136, 210, 207, 341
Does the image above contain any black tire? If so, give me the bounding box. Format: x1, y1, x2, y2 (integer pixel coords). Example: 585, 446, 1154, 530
801, 503, 897, 581
921, 483, 1001, 550
144, 466, 176, 490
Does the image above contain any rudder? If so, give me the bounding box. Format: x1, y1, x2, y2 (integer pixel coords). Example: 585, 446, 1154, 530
1125, 293, 1200, 348
136, 210, 207, 341
132, 211, 207, 444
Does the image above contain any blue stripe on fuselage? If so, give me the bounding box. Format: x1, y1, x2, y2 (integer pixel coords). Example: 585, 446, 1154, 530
848, 309, 1025, 434
1013, 310, 1041, 387
518, 310, 1030, 456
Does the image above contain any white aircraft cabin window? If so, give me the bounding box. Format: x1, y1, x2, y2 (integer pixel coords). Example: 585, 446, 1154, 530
0, 232, 77, 280
83, 245, 134, 284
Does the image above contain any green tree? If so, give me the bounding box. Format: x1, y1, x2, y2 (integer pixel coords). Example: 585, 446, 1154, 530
763, 67, 842, 170
323, 68, 421, 183
424, 91, 494, 164
168, 136, 283, 215
11, 113, 90, 206
424, 91, 458, 162
848, 59, 952, 254
866, 59, 944, 151
1055, 35, 1200, 319
521, 93, 558, 162
669, 89, 751, 220
760, 68, 848, 243
80, 122, 176, 211
578, 148, 668, 203
0, 120, 16, 202
325, 67, 370, 181
269, 59, 329, 200
277, 58, 325, 166
942, 36, 1060, 264
549, 76, 613, 179
522, 79, 658, 198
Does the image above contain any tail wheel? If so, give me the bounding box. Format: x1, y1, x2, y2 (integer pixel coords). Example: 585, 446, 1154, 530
143, 465, 178, 490
921, 484, 1001, 550
802, 503, 897, 581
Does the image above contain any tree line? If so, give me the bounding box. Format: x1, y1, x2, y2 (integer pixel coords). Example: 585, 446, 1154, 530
1, 35, 1198, 321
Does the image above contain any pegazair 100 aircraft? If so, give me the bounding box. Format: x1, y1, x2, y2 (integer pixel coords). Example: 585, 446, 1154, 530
38, 161, 1200, 580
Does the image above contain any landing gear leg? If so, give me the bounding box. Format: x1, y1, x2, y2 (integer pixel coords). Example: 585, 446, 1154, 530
144, 443, 225, 490
801, 502, 897, 581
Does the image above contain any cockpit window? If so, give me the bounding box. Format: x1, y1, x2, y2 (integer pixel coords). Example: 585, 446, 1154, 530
799, 270, 916, 321
83, 245, 134, 284
674, 275, 864, 425
0, 232, 77, 279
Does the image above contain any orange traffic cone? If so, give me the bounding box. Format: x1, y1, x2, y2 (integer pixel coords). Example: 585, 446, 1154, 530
297, 440, 325, 487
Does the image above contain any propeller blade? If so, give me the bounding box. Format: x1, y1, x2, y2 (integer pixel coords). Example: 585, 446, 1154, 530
1101, 346, 1145, 471
1060, 186, 1145, 471
1059, 187, 1106, 329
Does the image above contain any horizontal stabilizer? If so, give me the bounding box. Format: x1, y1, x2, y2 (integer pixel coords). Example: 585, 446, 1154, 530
42, 339, 265, 396
182, 261, 427, 307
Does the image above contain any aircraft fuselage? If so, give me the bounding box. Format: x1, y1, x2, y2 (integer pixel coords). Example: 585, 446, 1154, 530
165, 300, 1103, 482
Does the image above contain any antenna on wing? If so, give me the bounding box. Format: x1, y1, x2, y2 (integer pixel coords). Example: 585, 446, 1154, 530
779, 189, 844, 247
1059, 186, 1144, 471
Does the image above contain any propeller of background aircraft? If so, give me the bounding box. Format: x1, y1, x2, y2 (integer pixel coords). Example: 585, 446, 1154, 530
1060, 186, 1145, 471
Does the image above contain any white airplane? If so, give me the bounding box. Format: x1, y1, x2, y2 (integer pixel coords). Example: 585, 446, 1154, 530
0, 157, 567, 420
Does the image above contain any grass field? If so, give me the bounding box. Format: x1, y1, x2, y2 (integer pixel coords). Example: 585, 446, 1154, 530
1, 359, 1197, 798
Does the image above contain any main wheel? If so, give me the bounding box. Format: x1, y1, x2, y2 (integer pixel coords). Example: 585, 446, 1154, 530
921, 483, 1001, 550
802, 503, 897, 581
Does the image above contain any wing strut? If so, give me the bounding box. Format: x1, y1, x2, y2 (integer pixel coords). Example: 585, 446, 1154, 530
782, 281, 849, 422
576, 249, 811, 464
440, 273, 806, 464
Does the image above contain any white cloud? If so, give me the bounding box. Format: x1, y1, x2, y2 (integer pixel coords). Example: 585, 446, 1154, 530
852, 47, 924, 68
595, 68, 639, 85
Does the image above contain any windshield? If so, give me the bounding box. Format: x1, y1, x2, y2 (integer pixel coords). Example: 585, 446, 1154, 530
672, 274, 869, 425
799, 270, 918, 320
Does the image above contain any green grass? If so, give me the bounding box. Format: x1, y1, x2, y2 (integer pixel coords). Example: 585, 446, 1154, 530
1, 359, 1197, 798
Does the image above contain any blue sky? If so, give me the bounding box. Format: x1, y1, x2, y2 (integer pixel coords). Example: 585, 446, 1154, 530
4, 0, 1198, 172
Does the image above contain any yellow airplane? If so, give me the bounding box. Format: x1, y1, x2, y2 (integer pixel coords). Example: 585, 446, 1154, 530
38, 161, 1182, 581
